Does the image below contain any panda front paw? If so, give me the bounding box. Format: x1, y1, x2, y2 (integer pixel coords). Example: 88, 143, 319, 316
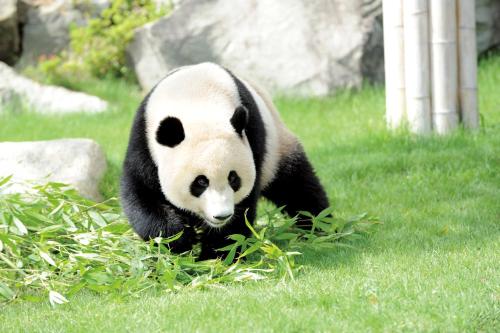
197, 248, 218, 261
166, 226, 196, 254
198, 244, 233, 261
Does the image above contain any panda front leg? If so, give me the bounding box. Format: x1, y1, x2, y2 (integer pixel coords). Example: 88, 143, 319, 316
121, 175, 196, 253
262, 144, 330, 226
199, 191, 259, 260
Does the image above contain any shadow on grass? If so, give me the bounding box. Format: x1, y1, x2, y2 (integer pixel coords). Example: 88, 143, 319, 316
296, 131, 499, 271
297, 233, 374, 269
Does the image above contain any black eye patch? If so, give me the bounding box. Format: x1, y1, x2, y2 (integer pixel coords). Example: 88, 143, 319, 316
156, 116, 185, 147
190, 175, 209, 197
230, 106, 248, 137
228, 170, 241, 192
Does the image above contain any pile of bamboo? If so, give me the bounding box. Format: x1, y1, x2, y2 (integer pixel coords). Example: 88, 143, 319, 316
383, 0, 479, 134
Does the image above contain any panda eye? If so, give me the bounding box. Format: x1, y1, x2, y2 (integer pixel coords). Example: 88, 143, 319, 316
228, 171, 241, 192
190, 175, 209, 197
196, 176, 209, 187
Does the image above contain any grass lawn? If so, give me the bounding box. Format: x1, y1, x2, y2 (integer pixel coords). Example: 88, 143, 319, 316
0, 56, 499, 332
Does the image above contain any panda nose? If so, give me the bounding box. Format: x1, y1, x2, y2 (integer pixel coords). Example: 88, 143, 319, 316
214, 213, 233, 221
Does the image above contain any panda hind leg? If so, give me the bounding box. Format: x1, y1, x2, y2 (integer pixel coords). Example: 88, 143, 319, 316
262, 144, 330, 227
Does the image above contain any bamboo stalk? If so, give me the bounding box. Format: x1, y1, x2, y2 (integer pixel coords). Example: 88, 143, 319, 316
430, 0, 459, 134
403, 0, 432, 134
383, 0, 406, 129
457, 0, 479, 129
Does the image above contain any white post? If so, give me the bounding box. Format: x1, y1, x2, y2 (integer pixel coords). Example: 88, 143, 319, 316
457, 0, 479, 129
383, 0, 406, 129
383, 0, 479, 134
430, 0, 459, 134
403, 0, 432, 134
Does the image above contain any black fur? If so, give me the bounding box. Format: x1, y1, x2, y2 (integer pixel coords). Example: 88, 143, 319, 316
199, 69, 267, 258
230, 106, 248, 137
190, 175, 209, 197
262, 144, 329, 226
121, 91, 201, 253
156, 116, 185, 147
120, 65, 329, 260
228, 170, 241, 192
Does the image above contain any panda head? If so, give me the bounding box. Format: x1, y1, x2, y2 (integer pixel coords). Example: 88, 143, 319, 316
151, 106, 256, 228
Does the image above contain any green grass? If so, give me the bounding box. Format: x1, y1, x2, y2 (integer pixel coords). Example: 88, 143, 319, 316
1, 55, 499, 332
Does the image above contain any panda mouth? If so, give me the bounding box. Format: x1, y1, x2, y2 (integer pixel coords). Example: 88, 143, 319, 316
205, 219, 228, 228
204, 216, 232, 228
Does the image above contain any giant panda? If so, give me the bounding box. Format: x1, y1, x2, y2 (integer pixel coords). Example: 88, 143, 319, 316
121, 62, 329, 259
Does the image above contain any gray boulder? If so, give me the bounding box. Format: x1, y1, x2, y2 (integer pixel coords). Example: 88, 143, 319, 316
0, 0, 20, 65
361, 0, 384, 83
127, 0, 379, 96
477, 0, 500, 54
127, 0, 500, 93
0, 139, 107, 201
0, 61, 108, 113
17, 0, 109, 67
154, 0, 184, 10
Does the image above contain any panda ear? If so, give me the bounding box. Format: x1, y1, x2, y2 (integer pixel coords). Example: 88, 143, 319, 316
230, 106, 248, 137
156, 117, 185, 147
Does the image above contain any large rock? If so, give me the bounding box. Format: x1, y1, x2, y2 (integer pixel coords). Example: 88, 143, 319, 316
0, 0, 20, 65
0, 61, 108, 113
127, 0, 500, 93
17, 0, 109, 67
360, 0, 384, 83
477, 0, 500, 54
0, 139, 107, 201
154, 0, 184, 10
127, 0, 380, 96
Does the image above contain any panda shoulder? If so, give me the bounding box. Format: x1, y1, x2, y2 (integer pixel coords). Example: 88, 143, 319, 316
237, 76, 297, 148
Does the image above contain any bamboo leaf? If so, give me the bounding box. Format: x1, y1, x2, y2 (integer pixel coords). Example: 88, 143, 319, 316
223, 246, 238, 265
0, 175, 13, 187
239, 242, 262, 258
39, 250, 56, 266
88, 211, 107, 227
13, 217, 28, 235
0, 282, 15, 300
0, 178, 378, 305
49, 290, 68, 307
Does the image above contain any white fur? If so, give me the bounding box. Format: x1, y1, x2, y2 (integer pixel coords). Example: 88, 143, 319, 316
202, 187, 234, 227
240, 78, 298, 188
144, 63, 296, 226
239, 79, 280, 188
145, 63, 255, 225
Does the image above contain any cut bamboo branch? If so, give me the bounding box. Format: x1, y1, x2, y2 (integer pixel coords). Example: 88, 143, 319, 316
383, 0, 406, 129
457, 0, 479, 129
403, 0, 432, 134
430, 0, 459, 134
